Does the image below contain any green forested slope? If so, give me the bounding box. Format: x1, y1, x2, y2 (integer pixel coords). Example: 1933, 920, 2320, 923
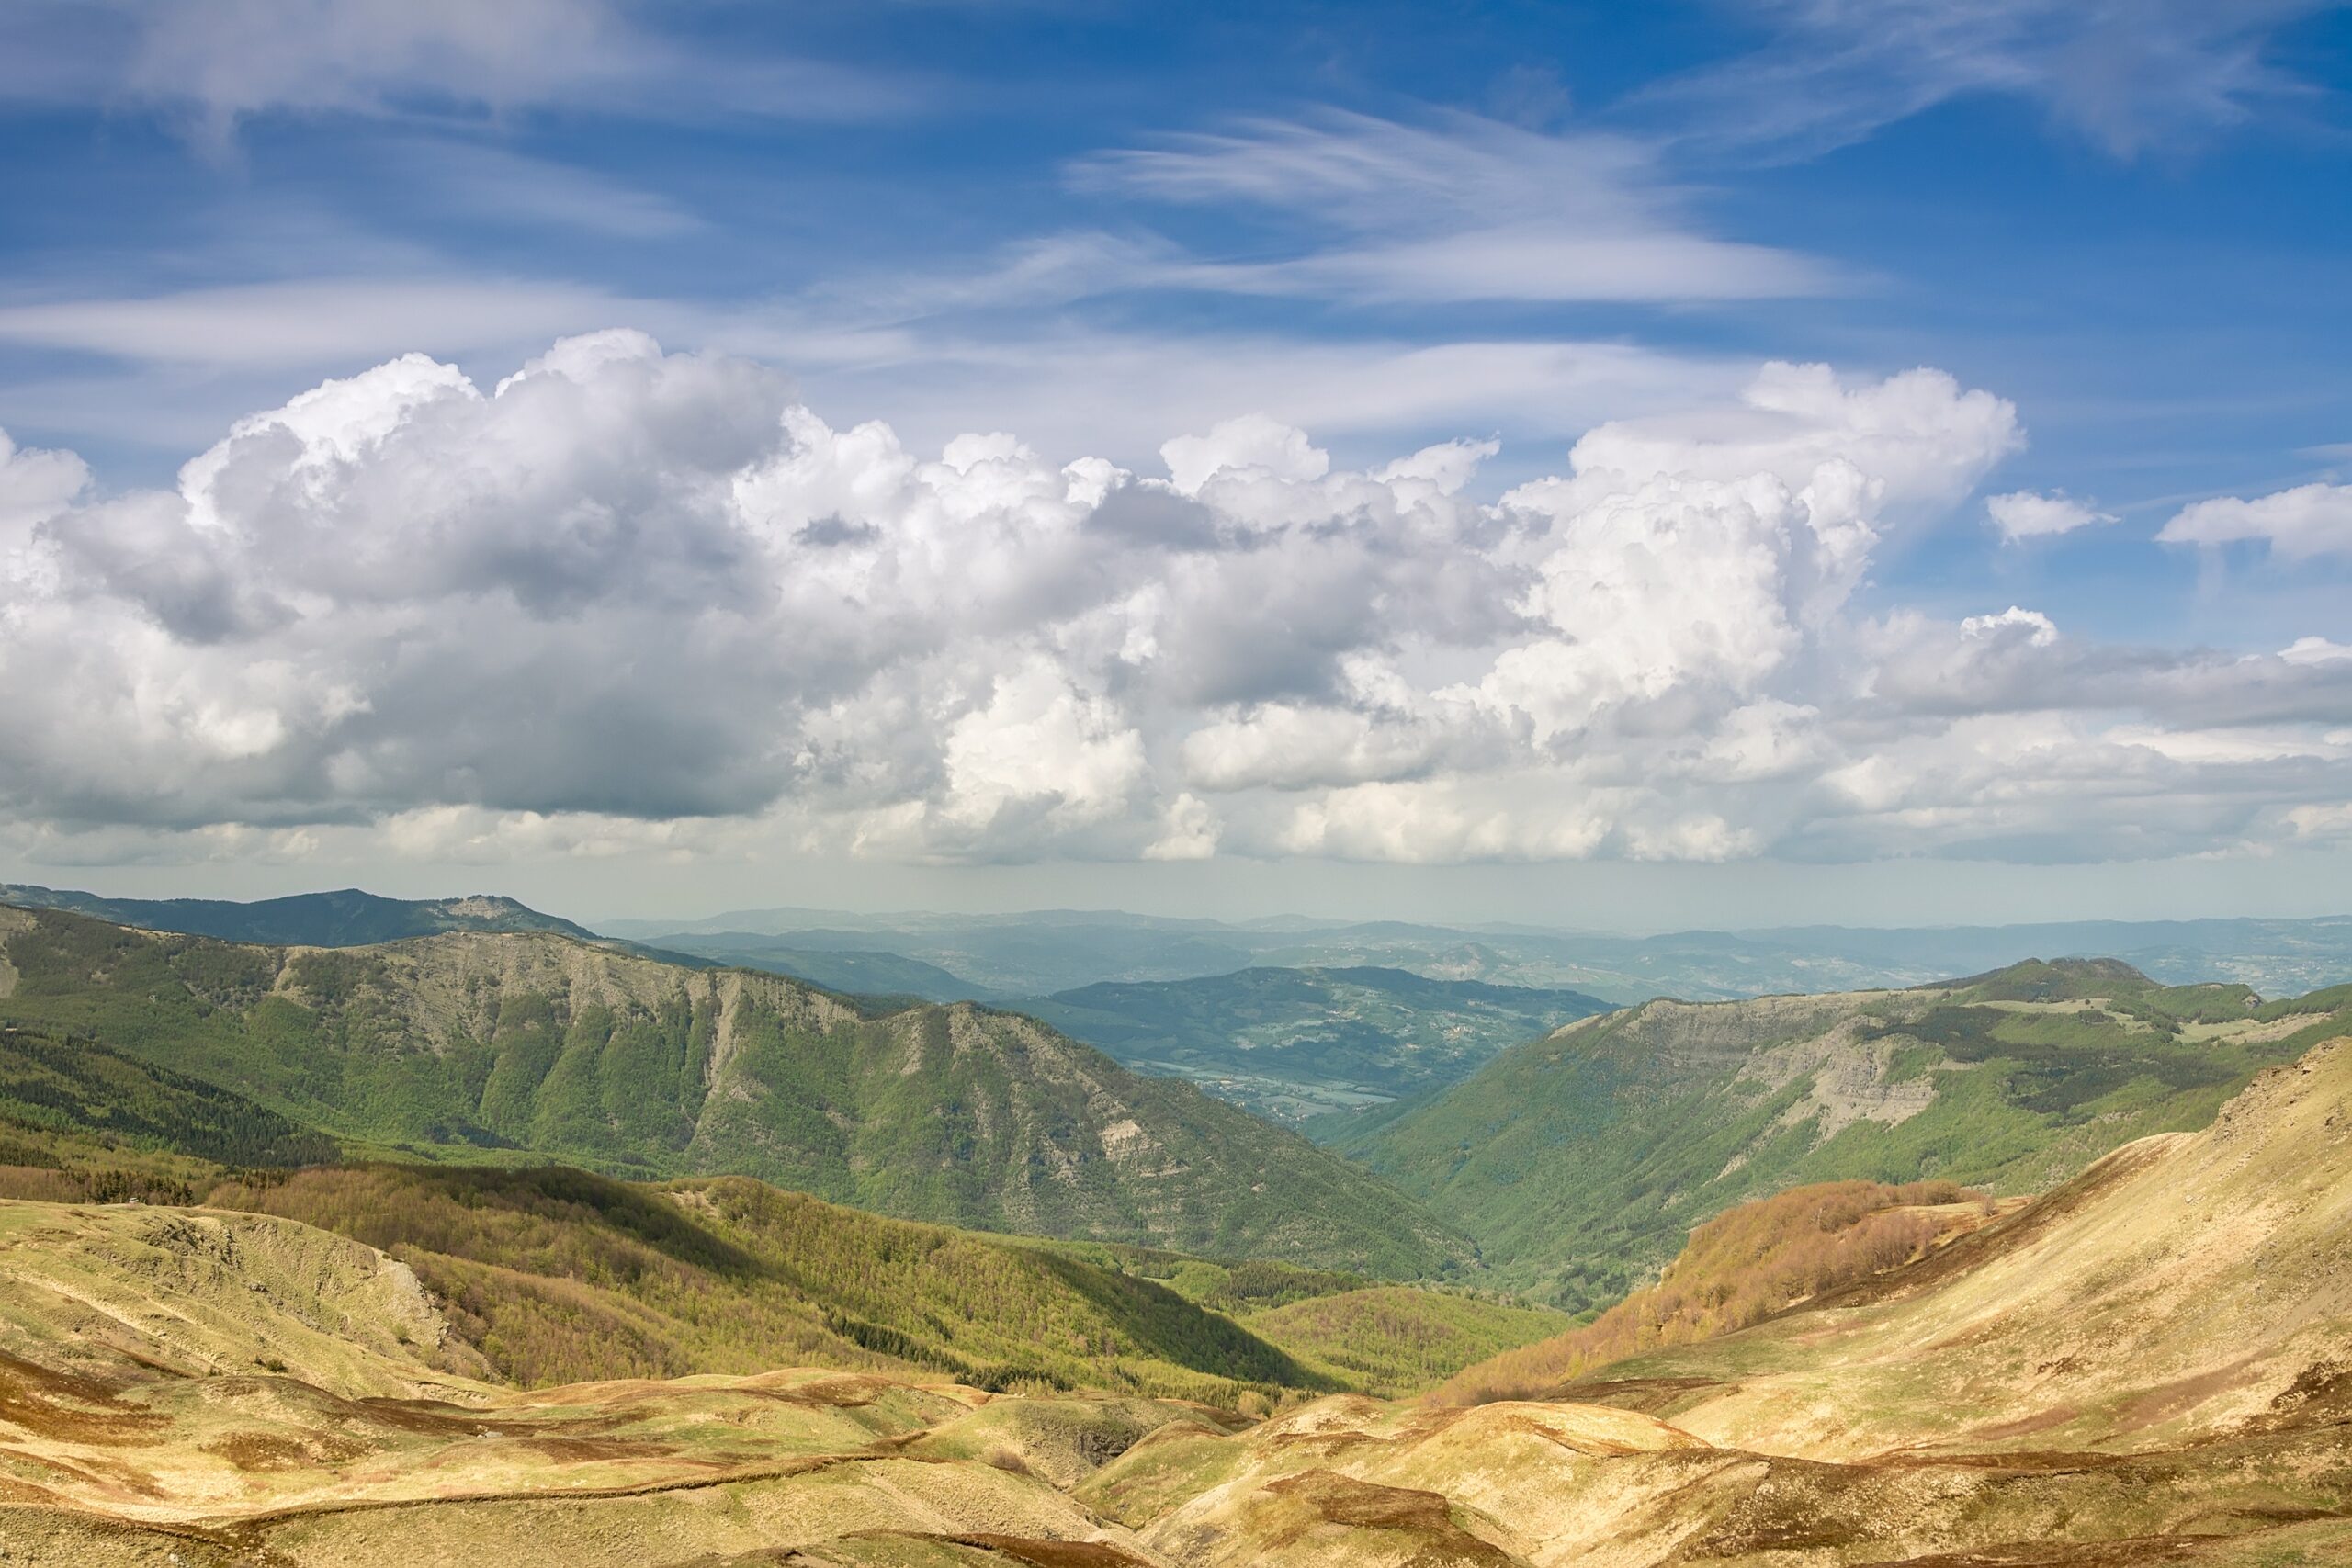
1332, 959, 2352, 1309
1018, 964, 1611, 1123
0, 906, 1465, 1276
0, 1024, 338, 1170
209, 1162, 1337, 1403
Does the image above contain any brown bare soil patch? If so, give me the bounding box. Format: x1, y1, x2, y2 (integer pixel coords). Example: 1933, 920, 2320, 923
1261, 1467, 1516, 1560
513, 1434, 680, 1463
2109, 1356, 2262, 1436
0, 1349, 165, 1444
201, 1428, 374, 1471
1966, 1404, 2085, 1441
945, 1533, 1162, 1566
1853, 1537, 2202, 1565
2241, 1360, 2352, 1434
1546, 1374, 1726, 1412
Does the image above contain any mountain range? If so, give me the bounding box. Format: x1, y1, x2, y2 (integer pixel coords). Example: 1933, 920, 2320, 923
0, 904, 1464, 1277
4, 1019, 2345, 1565
608, 904, 2352, 1001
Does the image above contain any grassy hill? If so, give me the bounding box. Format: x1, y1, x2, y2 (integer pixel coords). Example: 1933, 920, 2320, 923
209, 1162, 1335, 1404
0, 905, 1467, 1277
1329, 957, 2352, 1308
1017, 965, 1611, 1123
0, 882, 598, 946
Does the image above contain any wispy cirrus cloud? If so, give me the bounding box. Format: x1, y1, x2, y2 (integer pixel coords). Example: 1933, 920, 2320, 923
0, 0, 912, 142
1647, 0, 2344, 160
1068, 110, 1839, 305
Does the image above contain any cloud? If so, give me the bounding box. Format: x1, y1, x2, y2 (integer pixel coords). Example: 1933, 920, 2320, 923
2159, 482, 2352, 558
1650, 0, 2339, 160
6, 334, 2350, 873
0, 277, 690, 369
0, 0, 907, 141
1985, 489, 2117, 540
1069, 110, 1835, 305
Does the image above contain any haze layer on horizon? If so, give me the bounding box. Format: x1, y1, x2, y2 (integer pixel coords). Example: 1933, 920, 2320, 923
1, 1, 2347, 929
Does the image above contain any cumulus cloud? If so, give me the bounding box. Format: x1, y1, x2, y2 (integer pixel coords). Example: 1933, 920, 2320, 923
2160, 482, 2352, 558
5, 334, 2349, 872
1985, 489, 2116, 540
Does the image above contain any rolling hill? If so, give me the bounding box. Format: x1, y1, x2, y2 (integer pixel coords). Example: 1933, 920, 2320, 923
1015, 965, 1612, 1122
0, 904, 1466, 1277
1328, 957, 2352, 1308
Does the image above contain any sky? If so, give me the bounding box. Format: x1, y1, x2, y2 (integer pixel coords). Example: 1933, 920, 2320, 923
0, 0, 2348, 931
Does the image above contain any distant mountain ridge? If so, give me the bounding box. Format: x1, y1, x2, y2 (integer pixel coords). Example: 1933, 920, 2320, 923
0, 883, 598, 947
1018, 964, 1612, 1123
610, 904, 2352, 1002
0, 905, 1467, 1278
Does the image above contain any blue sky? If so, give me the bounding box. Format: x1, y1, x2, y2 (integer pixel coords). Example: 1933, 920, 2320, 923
0, 1, 2347, 927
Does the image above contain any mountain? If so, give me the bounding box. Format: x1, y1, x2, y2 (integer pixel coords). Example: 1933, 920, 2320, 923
1073, 1032, 2352, 1566
1328, 957, 2352, 1308
6, 1028, 2348, 1565
1556, 1033, 2352, 1460
1017, 965, 1611, 1123
0, 882, 598, 946
607, 904, 2352, 1003
0, 904, 1466, 1277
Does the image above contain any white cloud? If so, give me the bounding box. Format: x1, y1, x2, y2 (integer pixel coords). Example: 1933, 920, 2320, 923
6, 335, 2350, 873
1652, 0, 2335, 160
1070, 110, 1835, 305
1961, 605, 2060, 647
2282, 637, 2352, 666
940, 658, 1147, 834
0, 277, 690, 369
2159, 482, 2352, 558
1985, 489, 2117, 540
0, 429, 89, 554
1161, 414, 1329, 497
0, 0, 905, 140
1143, 793, 1221, 862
